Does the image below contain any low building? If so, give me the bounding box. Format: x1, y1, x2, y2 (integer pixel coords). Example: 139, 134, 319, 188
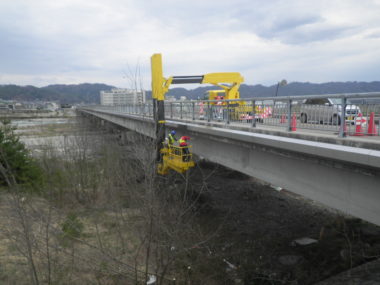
45, 102, 60, 111
166, 95, 176, 102
100, 88, 146, 106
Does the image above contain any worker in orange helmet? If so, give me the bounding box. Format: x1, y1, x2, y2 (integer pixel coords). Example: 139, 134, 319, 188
178, 136, 191, 162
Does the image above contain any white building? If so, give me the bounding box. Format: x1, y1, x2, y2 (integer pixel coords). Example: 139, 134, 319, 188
166, 95, 177, 102
44, 102, 60, 111
100, 88, 146, 106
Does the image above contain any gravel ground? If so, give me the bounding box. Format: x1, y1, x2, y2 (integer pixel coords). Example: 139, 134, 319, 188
315, 258, 380, 285
186, 161, 380, 284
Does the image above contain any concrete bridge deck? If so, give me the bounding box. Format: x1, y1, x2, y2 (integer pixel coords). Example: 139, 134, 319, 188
79, 108, 380, 226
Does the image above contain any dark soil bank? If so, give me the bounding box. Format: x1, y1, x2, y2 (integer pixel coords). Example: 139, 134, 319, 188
184, 161, 380, 284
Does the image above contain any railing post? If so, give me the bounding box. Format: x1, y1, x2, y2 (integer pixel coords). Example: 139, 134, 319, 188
192, 102, 195, 120
287, 99, 293, 131
180, 102, 183, 119
226, 101, 230, 124
170, 103, 173, 119
207, 102, 211, 122
339, 97, 347, 138
251, 100, 256, 128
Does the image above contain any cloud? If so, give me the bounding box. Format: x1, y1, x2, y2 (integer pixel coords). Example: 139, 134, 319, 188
270, 16, 322, 33
366, 30, 380, 39
0, 0, 379, 88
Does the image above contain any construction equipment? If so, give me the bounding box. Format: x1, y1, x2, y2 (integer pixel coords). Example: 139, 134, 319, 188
151, 53, 245, 175
205, 89, 266, 122
157, 144, 195, 175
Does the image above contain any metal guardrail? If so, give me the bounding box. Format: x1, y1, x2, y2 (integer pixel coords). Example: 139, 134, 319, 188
81, 92, 380, 138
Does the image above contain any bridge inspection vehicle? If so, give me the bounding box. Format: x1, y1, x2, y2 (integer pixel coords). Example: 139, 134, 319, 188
150, 53, 246, 175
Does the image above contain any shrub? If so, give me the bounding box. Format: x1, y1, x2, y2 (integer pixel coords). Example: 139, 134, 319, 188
61, 213, 84, 238
0, 119, 43, 190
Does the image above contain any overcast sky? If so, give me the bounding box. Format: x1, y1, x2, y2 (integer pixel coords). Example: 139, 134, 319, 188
1, 0, 379, 88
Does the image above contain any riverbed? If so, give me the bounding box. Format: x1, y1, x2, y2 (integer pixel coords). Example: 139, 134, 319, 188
10, 117, 78, 156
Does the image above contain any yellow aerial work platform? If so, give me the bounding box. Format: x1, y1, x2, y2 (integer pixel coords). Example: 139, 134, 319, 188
151, 53, 242, 175
157, 144, 195, 175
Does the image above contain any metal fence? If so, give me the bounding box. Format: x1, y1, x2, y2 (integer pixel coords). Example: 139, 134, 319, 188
82, 92, 380, 138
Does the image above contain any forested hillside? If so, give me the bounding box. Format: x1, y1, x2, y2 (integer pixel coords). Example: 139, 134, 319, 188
1, 81, 379, 104
0, 83, 114, 104
165, 81, 380, 100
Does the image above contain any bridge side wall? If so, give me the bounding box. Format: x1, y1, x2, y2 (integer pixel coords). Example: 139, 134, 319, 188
79, 110, 380, 226
186, 128, 380, 226
81, 110, 155, 138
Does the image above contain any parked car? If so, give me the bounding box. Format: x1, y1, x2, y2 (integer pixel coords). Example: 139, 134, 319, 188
299, 98, 360, 125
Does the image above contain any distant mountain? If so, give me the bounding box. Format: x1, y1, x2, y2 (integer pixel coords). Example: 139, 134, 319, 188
165, 81, 380, 100
0, 83, 114, 104
43, 83, 115, 104
1, 81, 379, 104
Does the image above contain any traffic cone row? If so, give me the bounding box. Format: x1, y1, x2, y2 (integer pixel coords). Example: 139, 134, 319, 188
279, 112, 377, 136
352, 112, 378, 136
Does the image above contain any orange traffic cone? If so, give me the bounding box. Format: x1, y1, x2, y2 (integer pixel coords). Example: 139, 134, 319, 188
354, 113, 364, 136
367, 112, 377, 136
280, 114, 286, 123
291, 113, 297, 131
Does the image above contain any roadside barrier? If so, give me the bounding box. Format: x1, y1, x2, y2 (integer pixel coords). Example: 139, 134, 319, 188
291, 113, 297, 131
199, 102, 204, 117
353, 113, 366, 136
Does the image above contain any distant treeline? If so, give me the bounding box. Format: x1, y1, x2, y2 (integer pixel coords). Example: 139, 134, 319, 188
0, 83, 114, 104
163, 81, 380, 100
1, 81, 380, 104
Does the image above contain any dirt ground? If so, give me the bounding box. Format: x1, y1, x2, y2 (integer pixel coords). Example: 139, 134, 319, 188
184, 161, 380, 284
3, 118, 380, 284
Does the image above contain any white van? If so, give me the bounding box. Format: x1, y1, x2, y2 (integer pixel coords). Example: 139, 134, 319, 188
299, 98, 360, 125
